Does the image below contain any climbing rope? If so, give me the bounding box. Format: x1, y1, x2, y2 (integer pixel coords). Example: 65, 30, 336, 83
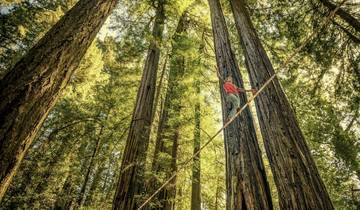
137, 0, 347, 209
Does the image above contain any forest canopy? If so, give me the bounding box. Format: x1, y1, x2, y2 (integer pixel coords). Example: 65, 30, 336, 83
0, 0, 359, 209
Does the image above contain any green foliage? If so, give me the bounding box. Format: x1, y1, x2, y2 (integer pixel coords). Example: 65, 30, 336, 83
0, 0, 359, 209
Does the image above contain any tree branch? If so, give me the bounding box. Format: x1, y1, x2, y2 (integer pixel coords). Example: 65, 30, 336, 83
319, 0, 360, 33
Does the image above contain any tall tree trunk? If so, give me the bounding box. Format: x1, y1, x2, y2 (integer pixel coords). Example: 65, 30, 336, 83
319, 0, 360, 33
148, 11, 189, 210
207, 0, 273, 209
159, 128, 179, 210
0, 0, 117, 201
152, 56, 169, 122
229, 0, 334, 209
112, 1, 166, 209
151, 96, 167, 174
191, 81, 201, 210
77, 124, 105, 208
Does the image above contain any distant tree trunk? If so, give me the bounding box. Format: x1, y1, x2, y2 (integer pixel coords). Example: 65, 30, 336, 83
148, 11, 189, 210
207, 0, 273, 209
319, 0, 360, 33
157, 128, 179, 210
0, 0, 117, 201
77, 124, 105, 208
229, 0, 334, 209
151, 96, 167, 174
152, 56, 169, 122
191, 81, 201, 210
112, 1, 166, 209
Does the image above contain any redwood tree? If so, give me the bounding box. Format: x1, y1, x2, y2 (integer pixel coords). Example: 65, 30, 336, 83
112, 1, 166, 209
0, 0, 117, 201
229, 0, 334, 208
207, 0, 273, 209
149, 11, 189, 210
191, 80, 201, 210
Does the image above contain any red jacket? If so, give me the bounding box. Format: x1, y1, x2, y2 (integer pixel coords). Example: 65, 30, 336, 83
223, 82, 240, 94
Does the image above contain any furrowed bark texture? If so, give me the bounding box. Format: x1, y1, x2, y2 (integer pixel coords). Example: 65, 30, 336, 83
0, 0, 117, 201
230, 0, 334, 209
149, 12, 189, 210
319, 0, 360, 33
207, 0, 273, 209
112, 1, 166, 209
191, 81, 201, 210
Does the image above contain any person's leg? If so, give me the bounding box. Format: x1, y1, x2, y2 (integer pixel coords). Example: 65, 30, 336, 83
226, 94, 241, 154
226, 94, 238, 119
234, 94, 240, 111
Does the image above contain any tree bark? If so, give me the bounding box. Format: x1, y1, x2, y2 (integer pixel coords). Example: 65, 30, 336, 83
148, 11, 189, 210
207, 0, 273, 209
319, 0, 360, 33
152, 56, 168, 122
0, 0, 117, 201
112, 1, 166, 209
229, 0, 334, 209
191, 81, 201, 210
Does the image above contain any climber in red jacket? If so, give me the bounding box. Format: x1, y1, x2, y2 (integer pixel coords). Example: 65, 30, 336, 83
223, 76, 257, 121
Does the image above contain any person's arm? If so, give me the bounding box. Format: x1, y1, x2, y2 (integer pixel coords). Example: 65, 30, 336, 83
237, 87, 257, 94
237, 87, 246, 93
223, 83, 229, 94
249, 88, 257, 95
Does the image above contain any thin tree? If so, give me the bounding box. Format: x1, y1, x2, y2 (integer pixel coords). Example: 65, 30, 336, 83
112, 1, 166, 209
0, 0, 117, 201
149, 10, 190, 210
191, 80, 201, 210
229, 0, 334, 208
207, 0, 273, 209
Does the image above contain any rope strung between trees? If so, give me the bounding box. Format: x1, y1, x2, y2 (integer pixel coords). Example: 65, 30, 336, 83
137, 1, 347, 209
